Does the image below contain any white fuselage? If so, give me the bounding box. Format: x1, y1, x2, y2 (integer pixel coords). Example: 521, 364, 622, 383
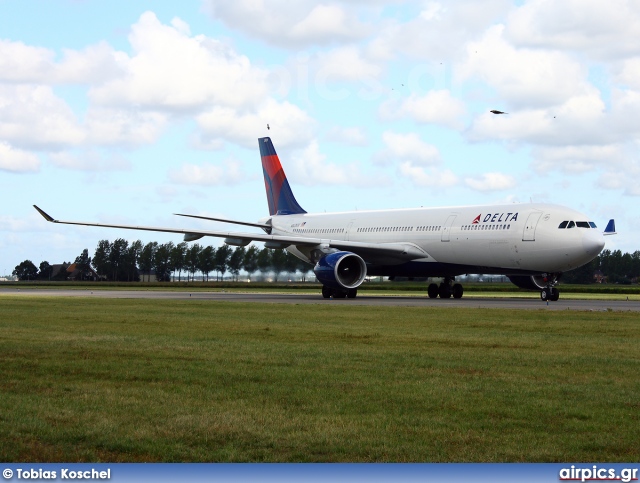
266, 202, 605, 276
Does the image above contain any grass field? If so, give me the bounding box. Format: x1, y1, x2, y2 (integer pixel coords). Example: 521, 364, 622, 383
1, 296, 639, 462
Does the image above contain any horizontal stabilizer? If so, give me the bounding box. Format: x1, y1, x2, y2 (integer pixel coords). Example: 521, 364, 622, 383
604, 219, 617, 236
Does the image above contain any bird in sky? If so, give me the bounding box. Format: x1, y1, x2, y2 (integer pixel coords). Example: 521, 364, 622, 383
490, 110, 508, 114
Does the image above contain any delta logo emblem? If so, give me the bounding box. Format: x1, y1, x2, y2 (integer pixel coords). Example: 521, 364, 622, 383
472, 212, 519, 224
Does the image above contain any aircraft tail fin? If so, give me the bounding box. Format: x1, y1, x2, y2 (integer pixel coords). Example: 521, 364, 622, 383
259, 137, 306, 216
604, 219, 617, 236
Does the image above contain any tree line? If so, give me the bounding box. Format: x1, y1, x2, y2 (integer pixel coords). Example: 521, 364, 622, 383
11, 242, 640, 284
561, 249, 640, 284
12, 239, 313, 282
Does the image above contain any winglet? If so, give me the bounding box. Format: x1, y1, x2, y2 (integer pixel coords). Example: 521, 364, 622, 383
33, 205, 56, 222
604, 219, 616, 236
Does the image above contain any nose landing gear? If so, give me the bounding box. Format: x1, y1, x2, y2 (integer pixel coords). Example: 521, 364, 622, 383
540, 274, 560, 301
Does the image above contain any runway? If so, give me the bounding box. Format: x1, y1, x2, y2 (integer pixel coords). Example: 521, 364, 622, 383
2, 288, 639, 311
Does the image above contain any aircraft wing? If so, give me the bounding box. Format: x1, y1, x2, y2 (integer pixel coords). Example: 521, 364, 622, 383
34, 205, 321, 246
33, 205, 429, 262
173, 213, 271, 230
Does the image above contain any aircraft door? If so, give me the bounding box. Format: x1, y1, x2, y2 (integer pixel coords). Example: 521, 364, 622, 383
441, 215, 457, 242
345, 220, 354, 241
522, 212, 542, 241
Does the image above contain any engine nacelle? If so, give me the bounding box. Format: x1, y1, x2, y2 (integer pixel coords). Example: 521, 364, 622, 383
314, 251, 367, 290
508, 275, 549, 290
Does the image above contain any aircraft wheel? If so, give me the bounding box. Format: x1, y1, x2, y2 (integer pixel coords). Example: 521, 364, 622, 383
333, 290, 347, 299
439, 283, 452, 299
322, 286, 332, 299
347, 289, 357, 299
452, 283, 464, 299
549, 288, 560, 301
540, 289, 549, 301
427, 283, 439, 299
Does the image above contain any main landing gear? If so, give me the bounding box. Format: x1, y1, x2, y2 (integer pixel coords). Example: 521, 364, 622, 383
322, 286, 357, 299
428, 277, 464, 299
540, 273, 560, 302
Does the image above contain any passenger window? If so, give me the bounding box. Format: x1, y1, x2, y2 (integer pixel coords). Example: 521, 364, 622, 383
567, 221, 575, 228
558, 221, 568, 229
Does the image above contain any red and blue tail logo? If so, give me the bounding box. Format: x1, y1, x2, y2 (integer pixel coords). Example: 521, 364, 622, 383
259, 137, 306, 216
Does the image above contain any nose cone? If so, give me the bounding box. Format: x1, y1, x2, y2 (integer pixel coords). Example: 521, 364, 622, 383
583, 231, 605, 258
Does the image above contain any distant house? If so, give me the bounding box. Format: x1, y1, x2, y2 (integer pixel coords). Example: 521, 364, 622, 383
593, 270, 606, 283
138, 270, 158, 282
50, 263, 102, 281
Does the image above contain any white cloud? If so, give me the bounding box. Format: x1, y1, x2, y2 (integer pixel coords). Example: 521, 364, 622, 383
380, 90, 466, 129
370, 0, 512, 61
49, 150, 132, 172
467, 86, 609, 147
84, 107, 169, 146
376, 131, 441, 167
286, 139, 377, 187
313, 46, 383, 83
0, 142, 40, 173
398, 162, 458, 188
56, 42, 127, 84
506, 0, 640, 59
0, 85, 84, 150
457, 25, 591, 109
616, 59, 640, 89
196, 98, 315, 149
90, 11, 269, 111
326, 126, 368, 146
530, 145, 624, 175
0, 40, 54, 83
203, 0, 368, 47
464, 172, 516, 191
168, 160, 245, 186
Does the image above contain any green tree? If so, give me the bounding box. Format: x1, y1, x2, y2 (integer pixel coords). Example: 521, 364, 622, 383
13, 260, 38, 281
199, 246, 216, 282
243, 245, 259, 281
284, 251, 299, 281
297, 257, 312, 282
92, 240, 111, 279
139, 242, 158, 282
228, 246, 246, 281
124, 240, 143, 282
257, 247, 272, 280
38, 261, 52, 280
74, 248, 92, 281
170, 242, 188, 282
563, 258, 598, 284
271, 249, 288, 282
214, 245, 231, 281
186, 243, 202, 281
155, 242, 174, 282
109, 238, 129, 281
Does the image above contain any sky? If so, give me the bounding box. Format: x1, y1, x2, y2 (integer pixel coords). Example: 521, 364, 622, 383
2, 0, 639, 275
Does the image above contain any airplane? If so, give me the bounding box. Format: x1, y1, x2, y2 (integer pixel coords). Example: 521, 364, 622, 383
34, 137, 615, 302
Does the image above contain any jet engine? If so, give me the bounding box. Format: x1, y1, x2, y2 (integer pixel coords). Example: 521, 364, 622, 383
507, 275, 550, 290
314, 251, 367, 290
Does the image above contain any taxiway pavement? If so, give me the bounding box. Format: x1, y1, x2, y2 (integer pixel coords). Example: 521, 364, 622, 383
2, 288, 639, 311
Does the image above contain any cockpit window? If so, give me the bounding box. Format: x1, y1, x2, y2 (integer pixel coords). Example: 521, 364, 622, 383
576, 221, 590, 228
589, 222, 597, 228
558, 221, 568, 229
567, 221, 575, 228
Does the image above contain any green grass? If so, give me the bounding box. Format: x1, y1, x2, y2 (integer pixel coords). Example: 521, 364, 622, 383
1, 296, 639, 462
